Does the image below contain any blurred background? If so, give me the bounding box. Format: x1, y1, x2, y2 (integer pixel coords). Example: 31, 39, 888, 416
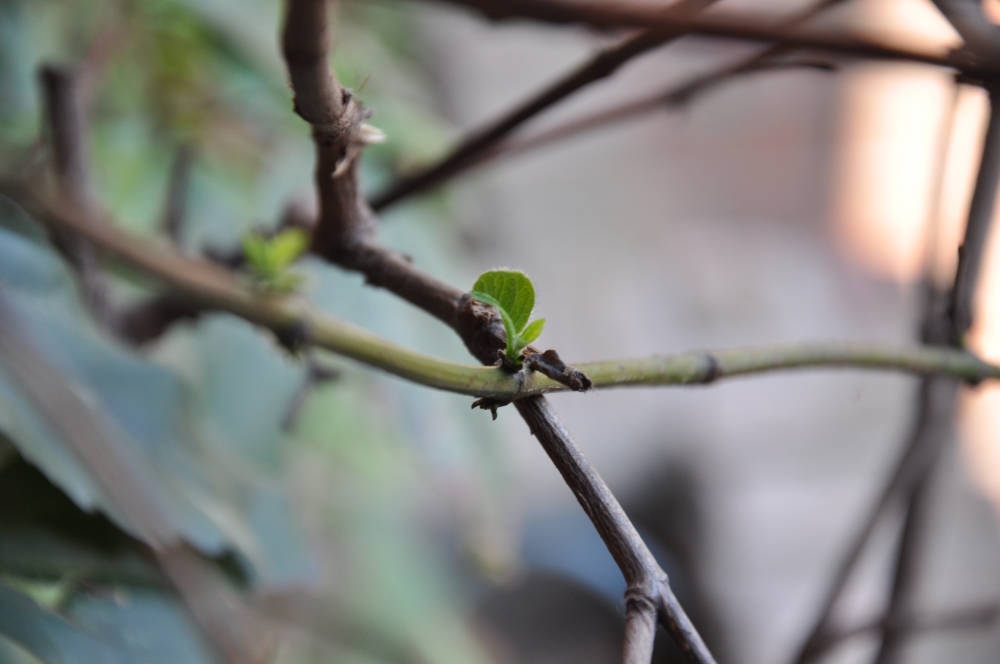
1, 0, 1000, 663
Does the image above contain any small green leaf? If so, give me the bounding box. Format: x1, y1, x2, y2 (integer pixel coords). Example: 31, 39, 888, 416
472, 270, 535, 333
267, 229, 309, 271
519, 318, 545, 345
241, 233, 271, 276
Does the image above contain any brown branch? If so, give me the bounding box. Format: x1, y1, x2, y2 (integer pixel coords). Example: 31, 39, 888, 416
792, 82, 1000, 664
478, 54, 837, 171
370, 0, 719, 211
514, 396, 716, 664
949, 83, 1000, 339
161, 144, 194, 243
421, 0, 977, 72
373, 0, 842, 207
39, 65, 117, 330
812, 601, 1000, 651
281, 1, 714, 661
867, 74, 1000, 664
872, 453, 938, 664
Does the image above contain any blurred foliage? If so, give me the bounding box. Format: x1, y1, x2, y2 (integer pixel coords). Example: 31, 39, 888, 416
0, 1, 511, 663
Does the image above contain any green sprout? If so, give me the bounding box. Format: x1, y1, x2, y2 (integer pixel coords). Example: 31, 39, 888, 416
242, 228, 309, 293
470, 269, 545, 366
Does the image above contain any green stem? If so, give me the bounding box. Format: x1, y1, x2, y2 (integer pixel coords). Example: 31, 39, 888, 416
15, 186, 1000, 401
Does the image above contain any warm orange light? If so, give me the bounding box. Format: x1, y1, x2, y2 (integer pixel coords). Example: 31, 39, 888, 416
831, 65, 955, 281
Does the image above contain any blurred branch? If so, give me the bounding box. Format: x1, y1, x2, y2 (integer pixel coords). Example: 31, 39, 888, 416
419, 0, 978, 71
869, 79, 1000, 664
467, 55, 838, 173
792, 82, 1000, 664
161, 144, 195, 244
369, 0, 719, 211
373, 0, 841, 207
39, 65, 115, 327
873, 453, 938, 664
932, 0, 1000, 62
280, 355, 341, 432
426, 54, 837, 183
813, 601, 1000, 652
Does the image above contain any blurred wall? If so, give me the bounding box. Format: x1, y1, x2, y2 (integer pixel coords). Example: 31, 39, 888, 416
408, 0, 1000, 662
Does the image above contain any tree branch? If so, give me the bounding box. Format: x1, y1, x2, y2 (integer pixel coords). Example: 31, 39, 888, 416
420, 0, 979, 73
370, 0, 719, 211
866, 67, 1000, 664
373, 0, 842, 207
10, 190, 1000, 404
513, 396, 717, 664
792, 79, 1000, 664
39, 65, 114, 327
812, 601, 1000, 652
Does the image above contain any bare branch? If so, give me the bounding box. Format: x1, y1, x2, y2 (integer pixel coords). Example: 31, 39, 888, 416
811, 601, 1000, 653
491, 55, 836, 165
161, 144, 195, 244
873, 458, 938, 664
623, 594, 659, 664
370, 0, 719, 211
39, 65, 116, 328
373, 0, 842, 207
514, 396, 716, 664
419, 0, 976, 72
950, 83, 1000, 339
792, 77, 1000, 664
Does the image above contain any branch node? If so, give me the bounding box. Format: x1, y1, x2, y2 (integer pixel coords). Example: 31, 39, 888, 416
523, 348, 593, 391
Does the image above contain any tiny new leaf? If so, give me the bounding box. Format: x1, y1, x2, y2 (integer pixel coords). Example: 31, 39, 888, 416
470, 270, 545, 364
242, 229, 309, 293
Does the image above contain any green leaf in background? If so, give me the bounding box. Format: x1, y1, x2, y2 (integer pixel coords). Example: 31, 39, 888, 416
267, 228, 309, 270
0, 582, 145, 664
242, 228, 308, 292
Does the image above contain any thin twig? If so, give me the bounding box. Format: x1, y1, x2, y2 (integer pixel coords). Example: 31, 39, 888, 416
370, 0, 719, 211
815, 601, 1000, 650
39, 65, 114, 327
420, 0, 978, 72
161, 144, 194, 244
792, 80, 1000, 664
514, 396, 717, 664
374, 0, 842, 206
488, 56, 836, 166
873, 453, 938, 664
868, 78, 1000, 664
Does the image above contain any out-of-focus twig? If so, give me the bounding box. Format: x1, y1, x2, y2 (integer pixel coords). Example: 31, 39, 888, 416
373, 0, 842, 208
868, 77, 1000, 664
416, 0, 977, 70
39, 65, 115, 327
369, 0, 719, 211
161, 144, 195, 244
815, 601, 1000, 650
792, 82, 1000, 664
